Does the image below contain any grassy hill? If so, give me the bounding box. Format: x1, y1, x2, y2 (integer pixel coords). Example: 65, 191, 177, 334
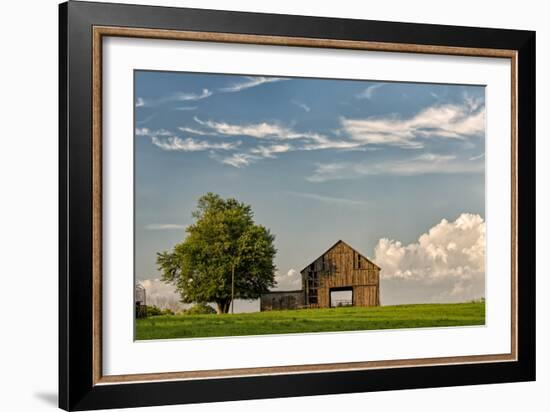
135, 301, 485, 340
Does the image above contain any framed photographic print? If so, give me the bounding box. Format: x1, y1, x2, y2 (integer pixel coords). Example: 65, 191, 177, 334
59, 1, 535, 410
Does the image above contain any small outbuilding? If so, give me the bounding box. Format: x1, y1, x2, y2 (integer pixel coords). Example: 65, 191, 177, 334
260, 290, 305, 311
135, 283, 147, 318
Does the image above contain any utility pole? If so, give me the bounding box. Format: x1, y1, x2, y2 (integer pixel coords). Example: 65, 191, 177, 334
231, 263, 235, 314
230, 241, 243, 315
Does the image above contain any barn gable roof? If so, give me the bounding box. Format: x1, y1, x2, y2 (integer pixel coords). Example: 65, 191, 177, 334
299, 239, 381, 273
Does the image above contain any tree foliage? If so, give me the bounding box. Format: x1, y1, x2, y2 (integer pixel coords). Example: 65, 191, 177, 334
157, 193, 276, 313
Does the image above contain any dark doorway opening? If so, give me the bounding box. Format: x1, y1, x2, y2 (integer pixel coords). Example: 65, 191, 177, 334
330, 287, 353, 307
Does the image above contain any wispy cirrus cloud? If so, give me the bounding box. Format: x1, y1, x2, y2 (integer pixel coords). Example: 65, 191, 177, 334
469, 153, 485, 161
144, 223, 187, 230
463, 93, 484, 112
292, 100, 311, 112
307, 153, 483, 182
136, 114, 156, 125
137, 127, 240, 152
250, 144, 292, 158
356, 83, 384, 100
188, 116, 391, 168
194, 116, 297, 139
300, 138, 364, 151
137, 89, 212, 107
193, 117, 340, 146
138, 121, 357, 168
341, 99, 485, 148
219, 76, 288, 93
193, 117, 366, 167
178, 126, 212, 136
151, 136, 240, 152
218, 153, 260, 168
193, 94, 484, 153
135, 128, 172, 137
135, 97, 146, 107
143, 94, 485, 170
213, 144, 292, 168
138, 75, 289, 110
288, 191, 368, 207
173, 106, 197, 111
173, 88, 212, 101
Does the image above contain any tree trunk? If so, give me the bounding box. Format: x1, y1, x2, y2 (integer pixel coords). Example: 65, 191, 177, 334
216, 299, 231, 314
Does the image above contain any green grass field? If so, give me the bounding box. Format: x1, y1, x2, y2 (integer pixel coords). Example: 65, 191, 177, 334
135, 301, 485, 340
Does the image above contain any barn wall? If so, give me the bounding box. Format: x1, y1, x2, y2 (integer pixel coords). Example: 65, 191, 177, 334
301, 241, 380, 308
353, 285, 379, 307
318, 287, 330, 308
260, 290, 305, 311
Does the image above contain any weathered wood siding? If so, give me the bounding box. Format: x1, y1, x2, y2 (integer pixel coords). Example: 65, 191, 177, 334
301, 241, 380, 308
260, 290, 305, 311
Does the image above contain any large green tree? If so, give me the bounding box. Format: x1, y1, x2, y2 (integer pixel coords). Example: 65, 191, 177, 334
157, 193, 277, 314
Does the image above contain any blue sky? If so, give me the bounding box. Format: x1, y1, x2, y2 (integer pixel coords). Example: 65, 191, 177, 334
135, 71, 486, 306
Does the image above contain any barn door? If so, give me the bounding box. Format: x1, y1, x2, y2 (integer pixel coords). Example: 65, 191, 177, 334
329, 288, 353, 307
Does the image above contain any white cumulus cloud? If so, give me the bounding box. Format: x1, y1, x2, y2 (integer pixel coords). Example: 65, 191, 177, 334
274, 269, 302, 291
138, 279, 262, 313
139, 279, 186, 312
374, 213, 485, 304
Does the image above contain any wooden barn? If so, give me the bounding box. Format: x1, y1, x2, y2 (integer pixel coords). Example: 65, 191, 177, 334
301, 240, 380, 308
260, 240, 380, 311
